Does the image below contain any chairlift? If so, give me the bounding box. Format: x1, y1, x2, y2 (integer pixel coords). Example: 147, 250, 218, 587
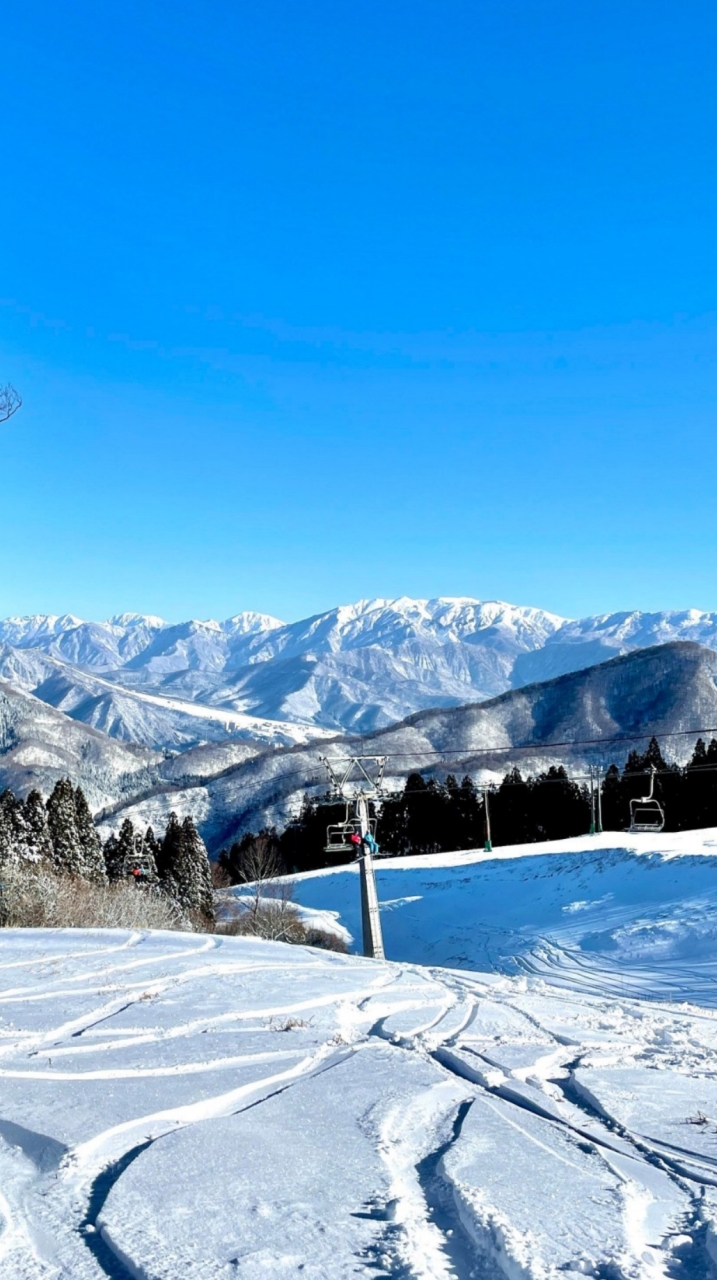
122, 838, 156, 883
628, 766, 665, 833
325, 802, 378, 856
123, 855, 155, 882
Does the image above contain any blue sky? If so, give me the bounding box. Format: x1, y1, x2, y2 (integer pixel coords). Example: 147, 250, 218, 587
2, 0, 716, 623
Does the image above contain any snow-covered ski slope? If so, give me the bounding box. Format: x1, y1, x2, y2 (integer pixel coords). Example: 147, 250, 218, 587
3, 926, 717, 1278
285, 829, 717, 1004
7, 833, 717, 1278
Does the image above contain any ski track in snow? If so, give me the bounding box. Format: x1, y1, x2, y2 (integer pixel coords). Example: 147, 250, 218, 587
1, 912, 717, 1276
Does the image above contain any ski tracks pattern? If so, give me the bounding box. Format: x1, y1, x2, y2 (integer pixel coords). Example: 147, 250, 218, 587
1, 931, 717, 1277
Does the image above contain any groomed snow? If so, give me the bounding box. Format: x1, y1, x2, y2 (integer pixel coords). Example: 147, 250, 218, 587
5, 831, 717, 1276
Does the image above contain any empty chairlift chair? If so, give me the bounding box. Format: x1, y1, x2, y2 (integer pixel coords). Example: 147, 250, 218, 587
628, 766, 665, 834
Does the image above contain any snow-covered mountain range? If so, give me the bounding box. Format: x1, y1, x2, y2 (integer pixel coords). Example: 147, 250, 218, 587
4, 597, 717, 748
98, 640, 717, 851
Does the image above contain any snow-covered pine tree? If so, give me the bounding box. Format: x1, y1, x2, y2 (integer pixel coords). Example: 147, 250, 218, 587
23, 790, 54, 863
74, 786, 107, 884
181, 816, 214, 919
106, 818, 136, 882
0, 802, 15, 871
103, 832, 121, 881
144, 825, 160, 867
158, 813, 214, 919
0, 789, 44, 867
157, 812, 183, 886
46, 778, 84, 876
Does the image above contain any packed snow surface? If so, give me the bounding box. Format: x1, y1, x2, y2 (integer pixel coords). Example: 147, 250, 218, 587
6, 832, 717, 1276
286, 829, 717, 1001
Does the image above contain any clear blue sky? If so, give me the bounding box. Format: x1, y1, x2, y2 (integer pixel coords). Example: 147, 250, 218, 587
2, 0, 716, 623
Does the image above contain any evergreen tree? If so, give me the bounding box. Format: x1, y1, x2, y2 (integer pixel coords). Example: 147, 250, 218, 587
139, 827, 160, 885
160, 813, 213, 918
103, 832, 121, 881
23, 790, 53, 863
0, 790, 32, 865
455, 776, 483, 849
105, 818, 136, 881
144, 825, 161, 866
684, 738, 717, 830
157, 811, 183, 884
74, 786, 107, 883
601, 763, 626, 830
530, 766, 590, 840
47, 779, 84, 875
0, 803, 15, 871
492, 768, 534, 845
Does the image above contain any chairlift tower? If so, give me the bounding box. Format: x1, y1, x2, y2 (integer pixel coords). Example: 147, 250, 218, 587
321, 756, 386, 960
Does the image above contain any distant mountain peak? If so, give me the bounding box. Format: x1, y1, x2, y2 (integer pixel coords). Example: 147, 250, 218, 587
221, 612, 285, 635
107, 613, 166, 629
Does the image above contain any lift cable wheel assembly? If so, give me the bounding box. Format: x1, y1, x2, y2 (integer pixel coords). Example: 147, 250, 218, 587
320, 755, 386, 960
628, 765, 665, 833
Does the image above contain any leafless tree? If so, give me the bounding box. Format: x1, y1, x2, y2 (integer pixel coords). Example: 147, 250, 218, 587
0, 385, 21, 424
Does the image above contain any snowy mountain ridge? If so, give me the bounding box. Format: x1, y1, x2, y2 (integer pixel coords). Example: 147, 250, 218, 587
3, 597, 717, 746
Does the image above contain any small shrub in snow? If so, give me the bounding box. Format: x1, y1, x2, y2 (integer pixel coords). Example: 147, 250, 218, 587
215, 904, 347, 952
0, 864, 186, 931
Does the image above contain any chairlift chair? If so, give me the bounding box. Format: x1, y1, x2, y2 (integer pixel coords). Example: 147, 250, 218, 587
122, 850, 156, 883
628, 766, 665, 833
325, 802, 378, 856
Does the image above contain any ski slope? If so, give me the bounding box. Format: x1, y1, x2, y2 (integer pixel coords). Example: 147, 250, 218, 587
5, 831, 717, 1277
1, 923, 717, 1277
281, 829, 717, 1003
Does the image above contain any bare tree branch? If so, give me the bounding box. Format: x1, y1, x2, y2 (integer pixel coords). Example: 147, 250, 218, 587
0, 385, 21, 424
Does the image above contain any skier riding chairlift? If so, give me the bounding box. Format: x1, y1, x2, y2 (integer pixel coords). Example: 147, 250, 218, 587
362, 831, 379, 857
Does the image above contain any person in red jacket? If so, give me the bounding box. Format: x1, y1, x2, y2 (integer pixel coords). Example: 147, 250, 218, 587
349, 831, 362, 856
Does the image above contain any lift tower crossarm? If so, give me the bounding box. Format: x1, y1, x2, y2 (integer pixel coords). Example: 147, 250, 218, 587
321, 755, 387, 798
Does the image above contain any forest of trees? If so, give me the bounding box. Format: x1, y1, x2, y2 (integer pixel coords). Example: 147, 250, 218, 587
217, 737, 717, 881
6, 735, 717, 907
0, 782, 214, 921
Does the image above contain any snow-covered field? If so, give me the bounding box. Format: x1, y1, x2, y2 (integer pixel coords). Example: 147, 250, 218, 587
283, 829, 717, 1002
5, 831, 717, 1277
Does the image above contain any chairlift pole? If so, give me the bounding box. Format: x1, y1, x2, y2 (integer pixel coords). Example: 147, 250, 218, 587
356, 793, 384, 960
589, 768, 596, 835
596, 767, 603, 833
483, 788, 493, 853
321, 756, 386, 961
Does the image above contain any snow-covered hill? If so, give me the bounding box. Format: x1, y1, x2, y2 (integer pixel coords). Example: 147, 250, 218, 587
284, 827, 717, 996
99, 641, 717, 851
0, 680, 159, 811
0, 643, 332, 752
4, 869, 717, 1277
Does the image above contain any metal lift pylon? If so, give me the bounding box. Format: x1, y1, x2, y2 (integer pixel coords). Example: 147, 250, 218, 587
321, 756, 386, 960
